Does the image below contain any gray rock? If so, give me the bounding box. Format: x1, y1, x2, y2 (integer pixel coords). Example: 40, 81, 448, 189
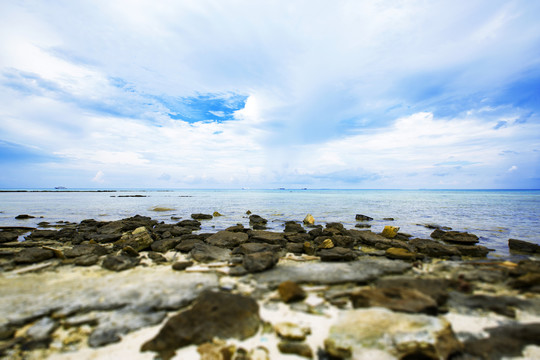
409, 238, 461, 258
278, 341, 313, 358
113, 226, 154, 252
101, 255, 140, 271
64, 244, 110, 258
255, 258, 411, 286
376, 276, 451, 305
509, 239, 540, 254
74, 254, 100, 266
0, 232, 18, 244
14, 248, 54, 264
243, 251, 279, 273
349, 230, 412, 251
190, 243, 231, 263
448, 292, 540, 318
232, 242, 281, 255
206, 231, 249, 248
318, 247, 357, 262
249, 230, 286, 246
249, 214, 268, 227
455, 244, 491, 257
432, 230, 480, 244
23, 317, 57, 349
151, 238, 181, 253
283, 222, 305, 233
175, 238, 205, 252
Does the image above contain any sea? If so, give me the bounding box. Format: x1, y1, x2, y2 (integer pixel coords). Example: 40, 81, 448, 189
1, 189, 539, 257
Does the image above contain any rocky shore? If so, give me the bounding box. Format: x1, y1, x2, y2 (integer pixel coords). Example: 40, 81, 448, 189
0, 212, 539, 359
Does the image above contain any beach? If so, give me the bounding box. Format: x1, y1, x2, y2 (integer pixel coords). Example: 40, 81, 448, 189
1, 200, 540, 359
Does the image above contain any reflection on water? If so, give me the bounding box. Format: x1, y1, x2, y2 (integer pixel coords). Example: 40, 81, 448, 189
1, 189, 539, 256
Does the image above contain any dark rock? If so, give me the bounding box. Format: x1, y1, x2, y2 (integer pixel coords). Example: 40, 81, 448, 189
455, 244, 491, 257
206, 231, 249, 248
349, 230, 412, 251
101, 254, 139, 271
351, 287, 438, 315
278, 281, 307, 303
421, 223, 452, 230
249, 230, 286, 246
354, 223, 371, 228
249, 215, 268, 228
448, 292, 538, 318
151, 238, 181, 253
120, 245, 140, 257
190, 243, 231, 263
74, 254, 100, 266
0, 232, 19, 243
509, 273, 540, 291
64, 244, 110, 258
355, 214, 373, 221
232, 242, 281, 255
26, 229, 59, 240
243, 251, 279, 273
191, 213, 213, 220
172, 261, 193, 271
229, 265, 248, 277
331, 235, 355, 248
285, 233, 312, 243
147, 251, 167, 263
432, 230, 480, 244
176, 219, 201, 229
326, 222, 346, 232
394, 233, 412, 241
278, 341, 313, 358
175, 238, 205, 253
376, 276, 451, 305
284, 221, 305, 233
383, 217, 395, 221
113, 227, 154, 252
15, 214, 35, 220
0, 324, 15, 340
225, 224, 247, 232
286, 243, 304, 254
14, 248, 54, 264
318, 247, 357, 262
88, 233, 122, 243
509, 239, 540, 254
462, 323, 540, 359
141, 291, 260, 358
256, 258, 412, 286
22, 317, 58, 350
409, 238, 461, 258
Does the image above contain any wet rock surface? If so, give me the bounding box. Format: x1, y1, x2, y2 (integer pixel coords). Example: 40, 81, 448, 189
1, 214, 539, 359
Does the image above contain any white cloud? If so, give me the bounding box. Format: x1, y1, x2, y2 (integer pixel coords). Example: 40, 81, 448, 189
508, 165, 518, 172
91, 170, 105, 183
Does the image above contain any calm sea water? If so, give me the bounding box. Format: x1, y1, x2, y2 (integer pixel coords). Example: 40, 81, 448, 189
1, 189, 539, 256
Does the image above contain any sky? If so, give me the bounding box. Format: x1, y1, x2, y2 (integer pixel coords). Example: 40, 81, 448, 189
0, 0, 539, 189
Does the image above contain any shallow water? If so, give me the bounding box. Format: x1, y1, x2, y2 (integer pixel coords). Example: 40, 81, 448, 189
1, 189, 539, 256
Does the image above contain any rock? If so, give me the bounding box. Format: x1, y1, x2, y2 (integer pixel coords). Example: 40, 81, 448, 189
284, 221, 306, 233
383, 217, 395, 221
257, 258, 411, 286
232, 242, 281, 255
286, 233, 312, 243
249, 215, 268, 228
350, 287, 438, 315
303, 241, 316, 255
385, 247, 421, 261
278, 281, 307, 303
225, 224, 246, 232
147, 252, 167, 263
120, 245, 140, 257
151, 238, 181, 253
172, 261, 193, 271
191, 213, 213, 220
286, 243, 304, 254
141, 291, 260, 358
509, 273, 540, 291
462, 323, 540, 359
14, 248, 54, 264
355, 223, 371, 228
278, 341, 313, 358
26, 229, 59, 240
243, 251, 279, 273
23, 317, 57, 349
101, 254, 139, 271
74, 254, 100, 266
113, 226, 154, 252
64, 244, 110, 258
175, 238, 205, 252
213, 211, 223, 217
376, 276, 451, 306
15, 214, 35, 220
448, 292, 538, 318
303, 214, 315, 226
249, 230, 286, 246
324, 308, 461, 359
432, 230, 480, 244
191, 243, 231, 263
249, 346, 270, 360
318, 238, 334, 249
509, 239, 540, 254
274, 322, 311, 341
197, 340, 235, 360
350, 230, 412, 251
409, 238, 461, 258
455, 244, 491, 257
176, 219, 201, 229
381, 225, 400, 239
318, 247, 357, 262
207, 231, 249, 248
355, 214, 373, 221
0, 232, 19, 243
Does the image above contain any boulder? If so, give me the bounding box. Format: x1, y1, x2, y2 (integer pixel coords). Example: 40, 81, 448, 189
190, 243, 231, 263
141, 291, 260, 358
249, 215, 268, 228
151, 238, 182, 253
376, 276, 451, 305
277, 281, 307, 303
284, 221, 305, 233
350, 230, 412, 251
249, 230, 286, 246
14, 248, 55, 264
243, 251, 279, 273
324, 308, 461, 359
303, 214, 315, 226
409, 238, 460, 258
74, 254, 100, 266
350, 287, 438, 315
381, 225, 400, 239
432, 230, 479, 244
64, 244, 110, 258
455, 244, 491, 257
101, 255, 139, 271
175, 238, 205, 253
113, 226, 154, 252
191, 213, 213, 220
508, 239, 540, 254
232, 242, 281, 255
274, 322, 310, 341
206, 231, 249, 248
15, 214, 35, 220
318, 247, 357, 262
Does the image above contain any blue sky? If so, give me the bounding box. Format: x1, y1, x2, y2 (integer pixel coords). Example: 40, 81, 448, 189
0, 0, 539, 189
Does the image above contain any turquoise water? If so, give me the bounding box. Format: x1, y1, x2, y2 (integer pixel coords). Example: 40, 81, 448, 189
1, 189, 539, 256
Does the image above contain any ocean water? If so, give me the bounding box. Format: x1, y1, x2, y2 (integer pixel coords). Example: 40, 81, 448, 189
1, 189, 539, 256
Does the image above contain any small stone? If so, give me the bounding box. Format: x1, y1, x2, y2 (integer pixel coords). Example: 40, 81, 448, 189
318, 239, 334, 249
278, 341, 313, 358
381, 225, 400, 239
274, 322, 310, 341
249, 346, 270, 360
192, 213, 213, 220
213, 211, 223, 217
243, 251, 279, 273
197, 340, 235, 360
147, 251, 167, 263
15, 214, 35, 220
278, 281, 307, 303
355, 214, 373, 221
172, 261, 194, 271
383, 217, 395, 221
303, 214, 315, 226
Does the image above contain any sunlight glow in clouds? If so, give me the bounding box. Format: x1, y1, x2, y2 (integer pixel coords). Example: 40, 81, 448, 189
0, 0, 539, 189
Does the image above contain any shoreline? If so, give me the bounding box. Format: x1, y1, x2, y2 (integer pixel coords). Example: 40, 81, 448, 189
1, 213, 539, 359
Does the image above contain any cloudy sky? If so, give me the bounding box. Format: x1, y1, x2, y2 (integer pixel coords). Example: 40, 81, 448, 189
1, 0, 539, 189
